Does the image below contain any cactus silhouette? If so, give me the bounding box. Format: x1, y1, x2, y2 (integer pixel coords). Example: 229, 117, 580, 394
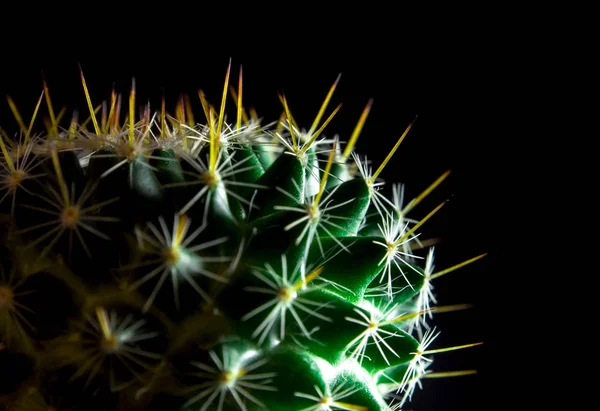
0, 61, 486, 410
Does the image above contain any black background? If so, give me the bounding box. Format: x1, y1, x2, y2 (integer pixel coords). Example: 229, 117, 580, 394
1, 22, 511, 411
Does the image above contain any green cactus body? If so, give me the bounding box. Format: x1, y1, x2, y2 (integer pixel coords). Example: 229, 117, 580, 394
0, 64, 485, 410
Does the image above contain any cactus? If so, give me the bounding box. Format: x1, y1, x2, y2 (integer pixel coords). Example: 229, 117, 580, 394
0, 62, 486, 411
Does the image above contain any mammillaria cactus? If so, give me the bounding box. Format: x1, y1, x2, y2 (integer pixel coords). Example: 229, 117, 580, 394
0, 61, 486, 410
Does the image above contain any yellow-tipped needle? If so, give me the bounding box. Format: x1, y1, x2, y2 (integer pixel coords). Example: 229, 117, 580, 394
430, 253, 488, 280
184, 94, 195, 127
6, 96, 28, 136
100, 101, 108, 132
68, 111, 79, 140
216, 59, 232, 142
280, 94, 297, 151
394, 201, 446, 246
369, 117, 416, 185
50, 148, 70, 205
342, 99, 373, 160
160, 91, 166, 140
173, 214, 188, 249
95, 306, 112, 340
403, 170, 452, 214
422, 341, 483, 355
422, 370, 478, 378
236, 65, 243, 130
129, 78, 136, 149
198, 90, 211, 125
113, 94, 122, 131
80, 105, 102, 130
230, 85, 250, 126
208, 106, 217, 172
386, 304, 472, 325
300, 103, 342, 155
314, 140, 337, 207
176, 95, 185, 125
25, 90, 45, 144
307, 73, 341, 136
79, 66, 101, 135
275, 111, 286, 136
0, 133, 15, 172
331, 402, 368, 411
293, 266, 324, 291
105, 87, 118, 134
43, 79, 59, 138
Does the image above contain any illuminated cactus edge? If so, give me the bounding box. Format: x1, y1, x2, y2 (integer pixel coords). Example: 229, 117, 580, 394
0, 63, 486, 411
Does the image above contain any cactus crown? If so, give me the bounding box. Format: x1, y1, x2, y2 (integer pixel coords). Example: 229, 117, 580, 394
0, 61, 485, 410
